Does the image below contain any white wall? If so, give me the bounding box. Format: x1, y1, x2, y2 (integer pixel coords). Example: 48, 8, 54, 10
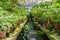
19, 0, 51, 6
19, 0, 40, 5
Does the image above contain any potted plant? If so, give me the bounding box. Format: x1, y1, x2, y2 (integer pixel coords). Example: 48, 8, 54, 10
0, 25, 7, 39
53, 14, 60, 29
57, 27, 60, 35
41, 12, 54, 29
57, 14, 60, 26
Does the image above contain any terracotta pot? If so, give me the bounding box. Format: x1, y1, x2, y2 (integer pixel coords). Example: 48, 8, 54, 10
0, 30, 6, 39
53, 23, 59, 29
59, 24, 60, 26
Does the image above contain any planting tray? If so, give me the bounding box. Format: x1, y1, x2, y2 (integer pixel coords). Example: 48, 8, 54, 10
0, 20, 27, 40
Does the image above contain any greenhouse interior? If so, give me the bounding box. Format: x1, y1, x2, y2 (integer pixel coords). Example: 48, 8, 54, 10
0, 0, 60, 40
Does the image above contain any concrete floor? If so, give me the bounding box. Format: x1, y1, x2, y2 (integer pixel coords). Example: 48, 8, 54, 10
28, 30, 39, 40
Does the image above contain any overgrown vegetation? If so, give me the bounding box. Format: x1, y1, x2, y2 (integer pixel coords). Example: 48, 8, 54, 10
30, 0, 60, 35
0, 0, 27, 37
